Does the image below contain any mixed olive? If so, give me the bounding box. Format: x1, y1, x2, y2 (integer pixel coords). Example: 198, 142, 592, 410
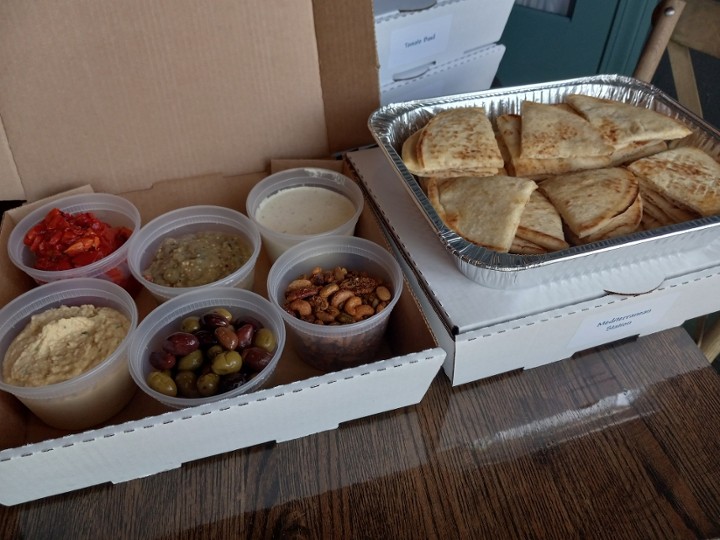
146, 307, 277, 398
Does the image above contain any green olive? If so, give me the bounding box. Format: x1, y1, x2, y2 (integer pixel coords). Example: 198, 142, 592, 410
206, 345, 224, 360
175, 370, 200, 398
197, 372, 220, 397
211, 307, 233, 323
253, 328, 277, 352
177, 349, 204, 371
180, 316, 201, 333
211, 350, 243, 375
147, 371, 177, 397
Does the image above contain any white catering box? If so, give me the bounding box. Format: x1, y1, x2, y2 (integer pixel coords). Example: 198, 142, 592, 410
347, 147, 720, 386
373, 0, 513, 86
380, 43, 505, 105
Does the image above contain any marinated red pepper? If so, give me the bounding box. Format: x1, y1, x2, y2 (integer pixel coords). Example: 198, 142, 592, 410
24, 207, 132, 271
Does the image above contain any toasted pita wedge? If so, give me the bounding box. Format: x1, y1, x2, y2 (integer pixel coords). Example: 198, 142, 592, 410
510, 236, 548, 255
497, 113, 611, 178
641, 194, 676, 227
402, 127, 501, 178
639, 181, 700, 224
430, 175, 538, 252
566, 193, 643, 244
514, 190, 569, 251
609, 140, 667, 166
626, 147, 720, 216
538, 167, 639, 239
403, 107, 504, 177
520, 100, 614, 160
565, 94, 693, 149
642, 213, 664, 231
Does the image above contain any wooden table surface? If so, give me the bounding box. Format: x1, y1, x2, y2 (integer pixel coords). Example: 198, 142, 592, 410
1, 326, 719, 539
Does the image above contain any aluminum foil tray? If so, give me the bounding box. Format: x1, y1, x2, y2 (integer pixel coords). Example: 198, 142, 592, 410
368, 74, 720, 289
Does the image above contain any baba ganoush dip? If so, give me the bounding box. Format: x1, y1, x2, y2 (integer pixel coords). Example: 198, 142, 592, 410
143, 231, 251, 287
3, 304, 130, 387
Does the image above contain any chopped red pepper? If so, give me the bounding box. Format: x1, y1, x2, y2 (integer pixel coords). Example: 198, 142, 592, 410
24, 207, 132, 272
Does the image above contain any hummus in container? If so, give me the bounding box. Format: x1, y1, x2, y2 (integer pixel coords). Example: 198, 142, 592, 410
3, 304, 130, 387
0, 278, 139, 431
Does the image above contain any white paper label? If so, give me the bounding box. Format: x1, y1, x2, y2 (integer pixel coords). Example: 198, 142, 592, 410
567, 292, 680, 352
387, 14, 453, 70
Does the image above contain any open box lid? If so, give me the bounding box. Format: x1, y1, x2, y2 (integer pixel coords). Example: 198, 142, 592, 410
0, 0, 379, 202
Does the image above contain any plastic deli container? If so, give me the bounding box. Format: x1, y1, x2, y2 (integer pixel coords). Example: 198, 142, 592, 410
7, 193, 142, 293
246, 168, 364, 261
267, 235, 403, 372
128, 287, 286, 409
0, 278, 139, 430
126, 205, 262, 303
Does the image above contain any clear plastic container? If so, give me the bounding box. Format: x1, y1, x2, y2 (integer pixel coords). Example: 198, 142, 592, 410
126, 205, 262, 303
127, 287, 286, 409
266, 235, 403, 372
0, 278, 139, 430
246, 168, 364, 261
7, 193, 142, 293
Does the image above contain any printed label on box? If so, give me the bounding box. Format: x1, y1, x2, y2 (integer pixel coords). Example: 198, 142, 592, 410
387, 14, 453, 71
567, 292, 680, 352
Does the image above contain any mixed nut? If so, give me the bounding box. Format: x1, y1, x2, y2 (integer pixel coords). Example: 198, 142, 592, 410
146, 307, 277, 398
282, 265, 393, 325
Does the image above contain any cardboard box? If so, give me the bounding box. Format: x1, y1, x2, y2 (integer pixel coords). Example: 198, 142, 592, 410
0, 2, 446, 505
373, 0, 513, 86
380, 44, 505, 105
347, 147, 720, 385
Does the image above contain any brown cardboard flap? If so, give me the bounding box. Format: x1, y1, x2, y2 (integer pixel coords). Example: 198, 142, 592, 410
0, 115, 23, 200
312, 0, 380, 154
0, 1, 334, 202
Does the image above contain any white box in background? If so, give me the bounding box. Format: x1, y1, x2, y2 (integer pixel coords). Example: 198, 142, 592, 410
380, 43, 505, 105
374, 0, 513, 86
347, 147, 720, 386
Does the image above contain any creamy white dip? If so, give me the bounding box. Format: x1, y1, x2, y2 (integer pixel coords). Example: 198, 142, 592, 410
3, 304, 130, 387
255, 186, 356, 235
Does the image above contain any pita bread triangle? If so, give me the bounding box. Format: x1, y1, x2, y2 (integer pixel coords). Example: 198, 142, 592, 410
497, 113, 611, 178
567, 193, 643, 244
514, 190, 569, 252
626, 147, 720, 217
413, 107, 503, 173
401, 118, 502, 178
538, 167, 639, 239
510, 236, 547, 255
429, 175, 538, 253
566, 94, 693, 149
519, 100, 614, 160
638, 180, 699, 224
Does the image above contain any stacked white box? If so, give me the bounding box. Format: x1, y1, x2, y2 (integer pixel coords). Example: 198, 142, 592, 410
373, 0, 513, 102
380, 44, 505, 105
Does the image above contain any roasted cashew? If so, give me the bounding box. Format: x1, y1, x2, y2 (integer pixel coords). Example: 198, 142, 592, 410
352, 304, 375, 320
287, 279, 312, 291
330, 289, 355, 308
319, 283, 339, 298
288, 299, 312, 317
343, 295, 362, 316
